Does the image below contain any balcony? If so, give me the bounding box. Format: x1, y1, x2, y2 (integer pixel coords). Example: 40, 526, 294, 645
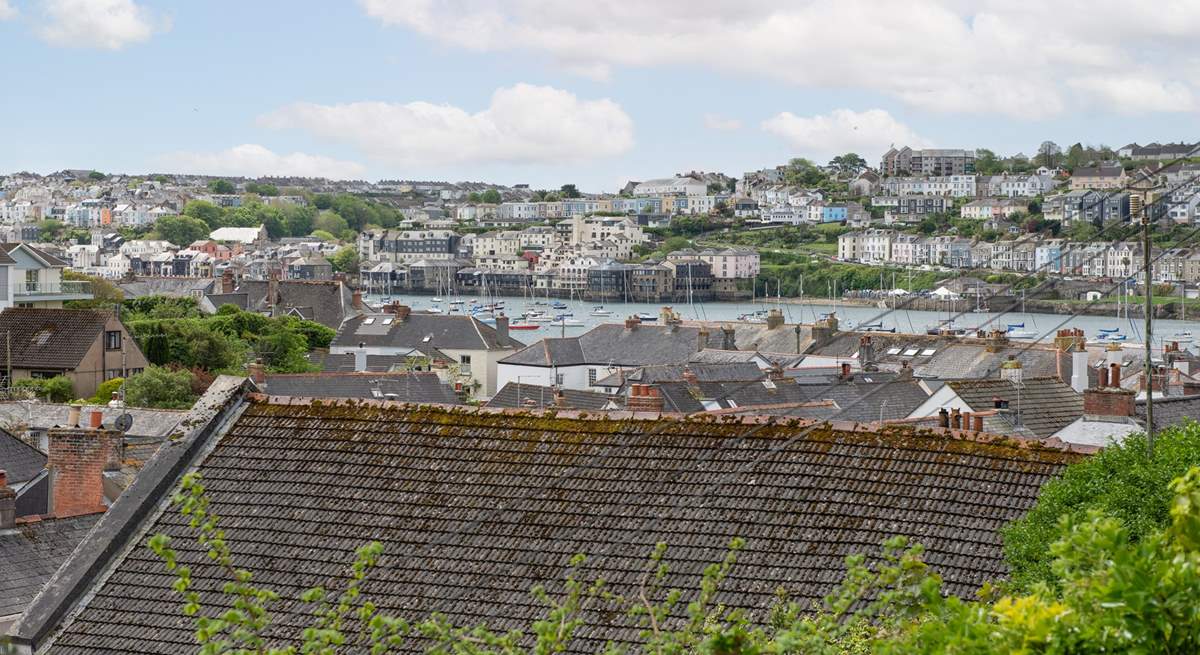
12, 280, 93, 302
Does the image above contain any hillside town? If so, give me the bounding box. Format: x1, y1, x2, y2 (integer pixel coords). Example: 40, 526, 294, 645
3, 141, 1200, 650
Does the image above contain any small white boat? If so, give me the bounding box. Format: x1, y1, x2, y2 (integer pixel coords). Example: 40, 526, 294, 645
549, 318, 584, 327
635, 313, 656, 322
432, 297, 443, 303
425, 307, 444, 314
590, 305, 612, 316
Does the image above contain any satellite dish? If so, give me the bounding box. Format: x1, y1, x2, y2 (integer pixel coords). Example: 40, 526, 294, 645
114, 413, 134, 432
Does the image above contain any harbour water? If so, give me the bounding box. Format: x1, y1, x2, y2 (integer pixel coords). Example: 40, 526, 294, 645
365, 293, 1200, 349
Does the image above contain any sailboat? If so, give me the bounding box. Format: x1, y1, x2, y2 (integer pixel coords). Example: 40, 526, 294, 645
591, 306, 612, 316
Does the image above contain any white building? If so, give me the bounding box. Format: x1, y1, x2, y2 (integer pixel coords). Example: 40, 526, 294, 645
633, 176, 707, 197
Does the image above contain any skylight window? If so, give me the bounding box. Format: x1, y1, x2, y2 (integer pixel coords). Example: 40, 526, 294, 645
903, 348, 919, 356
363, 317, 376, 325
382, 318, 394, 325
886, 347, 902, 355
921, 348, 937, 356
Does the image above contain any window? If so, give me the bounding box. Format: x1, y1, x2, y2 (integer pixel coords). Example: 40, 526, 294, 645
105, 368, 123, 381
24, 269, 37, 291
105, 330, 122, 351
30, 370, 59, 379
588, 368, 597, 385
555, 373, 565, 386
459, 355, 471, 374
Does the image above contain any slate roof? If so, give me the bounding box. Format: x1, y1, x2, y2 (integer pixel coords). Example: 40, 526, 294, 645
234, 280, 357, 330
500, 323, 716, 367
117, 277, 216, 299
1, 243, 67, 267
656, 378, 930, 422
593, 362, 765, 389
689, 349, 805, 368
309, 349, 452, 373
945, 377, 1084, 439
0, 308, 112, 370
335, 313, 524, 352
1136, 395, 1200, 431
261, 372, 461, 404
43, 399, 1083, 654
486, 382, 617, 410
0, 428, 45, 484
0, 403, 184, 440
803, 332, 1067, 380
0, 514, 101, 621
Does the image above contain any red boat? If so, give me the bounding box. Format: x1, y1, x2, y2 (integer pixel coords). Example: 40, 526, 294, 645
509, 323, 540, 330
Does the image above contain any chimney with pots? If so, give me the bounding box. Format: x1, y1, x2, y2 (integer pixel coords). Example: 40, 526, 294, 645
766, 309, 784, 330
495, 313, 510, 343
696, 329, 710, 352
1084, 386, 1136, 417
896, 360, 913, 381
768, 363, 786, 381
46, 426, 117, 518
352, 289, 364, 310
985, 329, 1009, 354
0, 470, 15, 529
221, 269, 235, 294
682, 366, 698, 385
553, 388, 568, 408
810, 312, 839, 343
626, 384, 664, 413
624, 316, 639, 330
999, 355, 1023, 383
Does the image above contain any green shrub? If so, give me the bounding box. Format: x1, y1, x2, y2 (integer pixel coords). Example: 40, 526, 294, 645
88, 377, 124, 404
12, 375, 74, 403
124, 366, 197, 409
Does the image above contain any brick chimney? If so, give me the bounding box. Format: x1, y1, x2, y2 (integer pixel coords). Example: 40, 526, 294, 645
896, 360, 913, 381
46, 427, 115, 518
766, 309, 784, 330
840, 361, 852, 380
682, 367, 698, 385
624, 316, 639, 330
385, 304, 411, 321
495, 312, 509, 343
696, 329, 709, 352
0, 470, 15, 529
985, 329, 1009, 353
768, 363, 786, 381
811, 312, 839, 343
937, 408, 949, 428
221, 268, 235, 294
627, 384, 664, 413
352, 289, 364, 310
1084, 387, 1135, 417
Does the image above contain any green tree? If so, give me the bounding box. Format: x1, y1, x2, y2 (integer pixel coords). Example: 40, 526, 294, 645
314, 210, 349, 235
36, 219, 66, 242
329, 246, 360, 274
63, 270, 123, 309
975, 148, 1002, 175
1004, 424, 1200, 590
182, 200, 225, 229
1036, 140, 1062, 168
124, 366, 197, 409
12, 376, 74, 402
244, 182, 279, 196
259, 207, 286, 239
88, 377, 124, 404
828, 153, 867, 176
154, 215, 211, 246
207, 179, 236, 194
481, 189, 502, 204
783, 157, 828, 186
309, 229, 336, 242
467, 192, 482, 203
283, 205, 315, 237
153, 174, 170, 184
559, 184, 581, 199
88, 170, 106, 180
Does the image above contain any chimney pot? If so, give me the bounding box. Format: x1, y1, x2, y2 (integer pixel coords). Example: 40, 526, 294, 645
89, 410, 103, 429
938, 408, 950, 428
950, 408, 962, 429
972, 414, 984, 432
1110, 363, 1121, 388
840, 362, 851, 379
0, 469, 14, 530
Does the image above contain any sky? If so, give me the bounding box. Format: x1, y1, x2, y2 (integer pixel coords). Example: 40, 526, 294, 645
1, 0, 1198, 193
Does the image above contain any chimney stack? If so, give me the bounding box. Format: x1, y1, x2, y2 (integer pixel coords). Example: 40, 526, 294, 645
553, 388, 568, 408
768, 363, 785, 381
999, 355, 1023, 383
352, 289, 364, 310
625, 316, 639, 330
722, 325, 736, 350
495, 312, 510, 343
766, 309, 784, 330
1083, 386, 1136, 417
354, 344, 368, 373
937, 408, 950, 428
248, 358, 266, 384
696, 329, 709, 353
626, 384, 664, 413
858, 335, 877, 372
221, 268, 235, 294
46, 427, 115, 518
0, 470, 15, 529
1070, 349, 1088, 394
840, 362, 852, 380
682, 367, 698, 385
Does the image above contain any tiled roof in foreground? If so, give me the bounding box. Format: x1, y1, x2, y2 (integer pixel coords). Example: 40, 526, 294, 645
46, 397, 1084, 654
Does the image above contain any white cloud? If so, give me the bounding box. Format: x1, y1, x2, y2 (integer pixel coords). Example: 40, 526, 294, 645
159, 144, 367, 180
260, 83, 634, 167
37, 0, 167, 50
359, 0, 1200, 118
0, 1, 17, 20
1068, 75, 1196, 114
703, 114, 742, 131
762, 109, 931, 160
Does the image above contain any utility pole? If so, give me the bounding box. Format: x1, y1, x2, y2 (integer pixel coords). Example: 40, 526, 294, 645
1141, 196, 1155, 455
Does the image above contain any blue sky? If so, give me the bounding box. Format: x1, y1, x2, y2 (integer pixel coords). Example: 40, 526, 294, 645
1, 0, 1198, 192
